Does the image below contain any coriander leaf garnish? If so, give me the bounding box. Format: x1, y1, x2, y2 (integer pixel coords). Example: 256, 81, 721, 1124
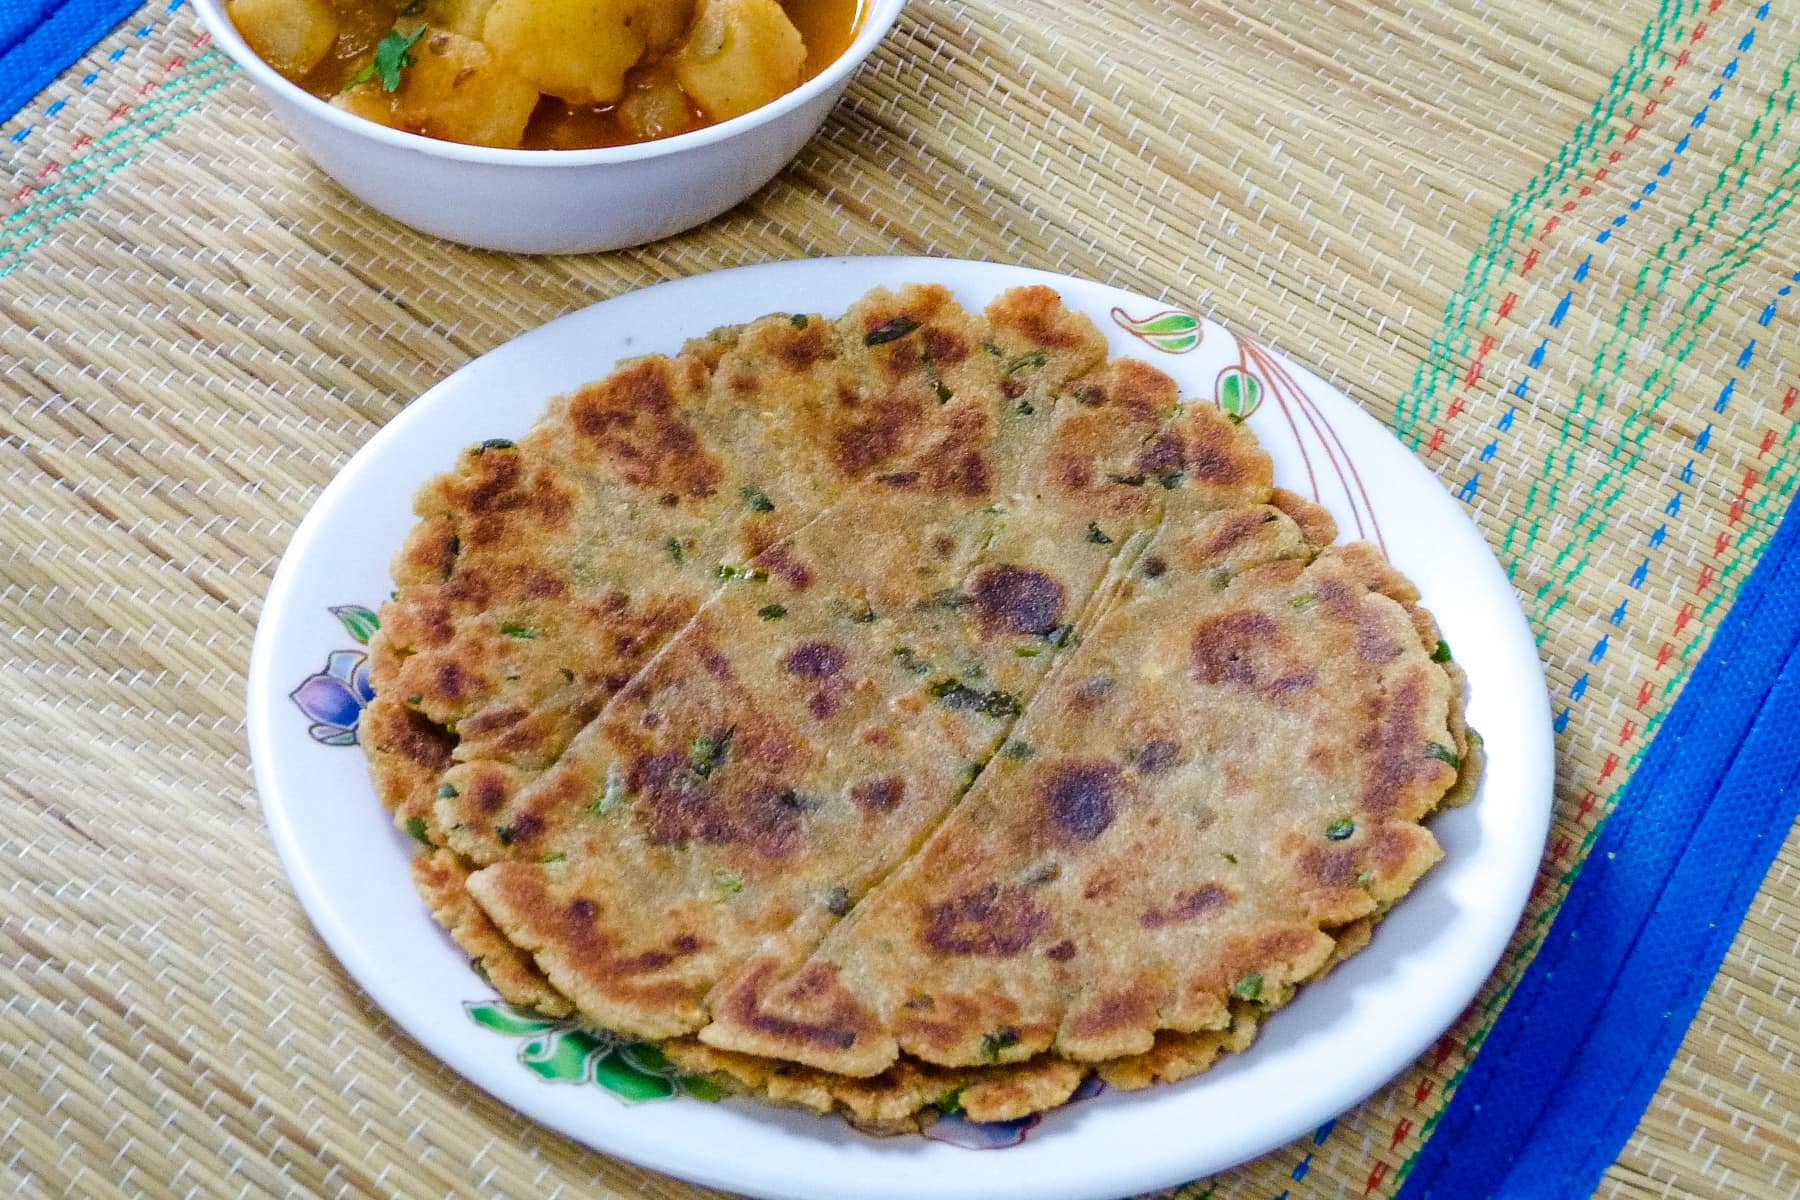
863, 316, 920, 346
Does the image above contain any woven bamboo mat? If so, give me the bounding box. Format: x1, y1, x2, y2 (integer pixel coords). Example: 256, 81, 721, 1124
3, 1, 1799, 1197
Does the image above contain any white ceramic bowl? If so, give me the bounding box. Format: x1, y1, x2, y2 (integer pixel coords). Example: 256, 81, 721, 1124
195, 1, 905, 254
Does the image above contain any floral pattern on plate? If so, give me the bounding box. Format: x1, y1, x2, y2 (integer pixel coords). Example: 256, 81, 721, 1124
289, 605, 379, 745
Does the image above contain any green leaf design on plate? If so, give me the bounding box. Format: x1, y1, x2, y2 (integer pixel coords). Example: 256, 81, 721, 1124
331, 605, 380, 646
310, 725, 359, 747
590, 1051, 679, 1101
521, 1030, 602, 1083
1111, 307, 1202, 354
466, 1002, 709, 1103
1216, 368, 1263, 421
465, 1001, 566, 1037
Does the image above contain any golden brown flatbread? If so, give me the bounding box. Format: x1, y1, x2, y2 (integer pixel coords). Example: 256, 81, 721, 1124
359, 282, 1476, 1129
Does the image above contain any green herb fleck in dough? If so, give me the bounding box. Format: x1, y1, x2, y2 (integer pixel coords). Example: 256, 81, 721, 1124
714, 870, 744, 895
437, 782, 459, 799
1007, 351, 1048, 375
1232, 973, 1264, 1001
1433, 640, 1452, 663
404, 816, 431, 845
1356, 869, 1374, 887
935, 381, 955, 404
591, 764, 626, 815
469, 436, 514, 453
495, 824, 518, 847
978, 1027, 1021, 1061
1016, 399, 1036, 415
893, 647, 929, 674
933, 1088, 965, 1115
1108, 473, 1147, 487
1221, 852, 1238, 865
1000, 739, 1035, 759
1326, 818, 1356, 841
1424, 742, 1461, 768
928, 678, 1021, 718
1159, 470, 1185, 489
790, 313, 809, 328
559, 667, 576, 682
741, 486, 775, 513
982, 339, 1005, 357
864, 316, 920, 346
1087, 522, 1113, 545
406, 693, 422, 705
1290, 593, 1317, 609
690, 731, 734, 778
665, 537, 684, 563
851, 606, 877, 624
1044, 624, 1078, 648
540, 852, 566, 864
758, 604, 788, 621
1015, 646, 1042, 657
824, 885, 852, 916
500, 622, 538, 639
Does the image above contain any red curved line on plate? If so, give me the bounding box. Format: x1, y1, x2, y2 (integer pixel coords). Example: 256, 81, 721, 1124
1227, 339, 1319, 503
1109, 306, 1204, 354
1250, 344, 1366, 542
1248, 341, 1388, 554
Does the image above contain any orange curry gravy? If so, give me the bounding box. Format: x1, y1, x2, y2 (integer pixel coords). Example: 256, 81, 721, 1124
524, 0, 865, 150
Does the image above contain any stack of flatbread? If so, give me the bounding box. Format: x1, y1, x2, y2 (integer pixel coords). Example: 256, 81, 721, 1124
361, 283, 1482, 1129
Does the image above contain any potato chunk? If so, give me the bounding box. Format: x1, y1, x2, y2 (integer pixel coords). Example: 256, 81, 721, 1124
228, 0, 339, 80
392, 30, 541, 148
481, 0, 646, 106
331, 83, 400, 128
424, 0, 497, 39
635, 0, 698, 51
617, 65, 698, 141
674, 0, 805, 122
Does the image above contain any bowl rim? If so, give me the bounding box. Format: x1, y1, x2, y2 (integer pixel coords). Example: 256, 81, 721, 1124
193, 0, 906, 167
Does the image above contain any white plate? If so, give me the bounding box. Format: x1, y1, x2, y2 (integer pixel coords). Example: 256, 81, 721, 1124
247, 258, 1553, 1200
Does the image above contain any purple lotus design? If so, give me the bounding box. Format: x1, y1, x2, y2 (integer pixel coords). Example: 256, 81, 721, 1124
290, 606, 381, 746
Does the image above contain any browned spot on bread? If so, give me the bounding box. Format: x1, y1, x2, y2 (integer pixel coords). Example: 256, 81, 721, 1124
1294, 842, 1358, 890
1191, 611, 1282, 689
470, 769, 510, 815
1356, 674, 1443, 819
972, 565, 1066, 636
1134, 432, 1184, 476
1140, 883, 1232, 929
784, 641, 846, 679
923, 328, 970, 364
852, 777, 904, 812
922, 884, 1049, 956
566, 360, 722, 498
1070, 677, 1114, 712
1356, 614, 1401, 662
1042, 761, 1123, 842
755, 543, 814, 590
988, 285, 1088, 348
372, 705, 454, 771
1103, 359, 1178, 421
1205, 509, 1267, 558
775, 323, 828, 368
833, 395, 924, 477
1184, 415, 1253, 483
1045, 940, 1077, 961
1066, 986, 1155, 1041
1134, 738, 1180, 774
712, 961, 874, 1051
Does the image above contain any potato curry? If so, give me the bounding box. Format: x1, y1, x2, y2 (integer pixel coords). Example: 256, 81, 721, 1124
227, 0, 864, 150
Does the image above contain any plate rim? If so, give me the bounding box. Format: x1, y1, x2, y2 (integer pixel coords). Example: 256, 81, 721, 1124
246, 255, 1554, 1200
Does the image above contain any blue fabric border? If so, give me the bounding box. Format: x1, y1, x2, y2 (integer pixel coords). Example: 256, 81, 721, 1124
1399, 505, 1800, 1199
0, 1, 146, 128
